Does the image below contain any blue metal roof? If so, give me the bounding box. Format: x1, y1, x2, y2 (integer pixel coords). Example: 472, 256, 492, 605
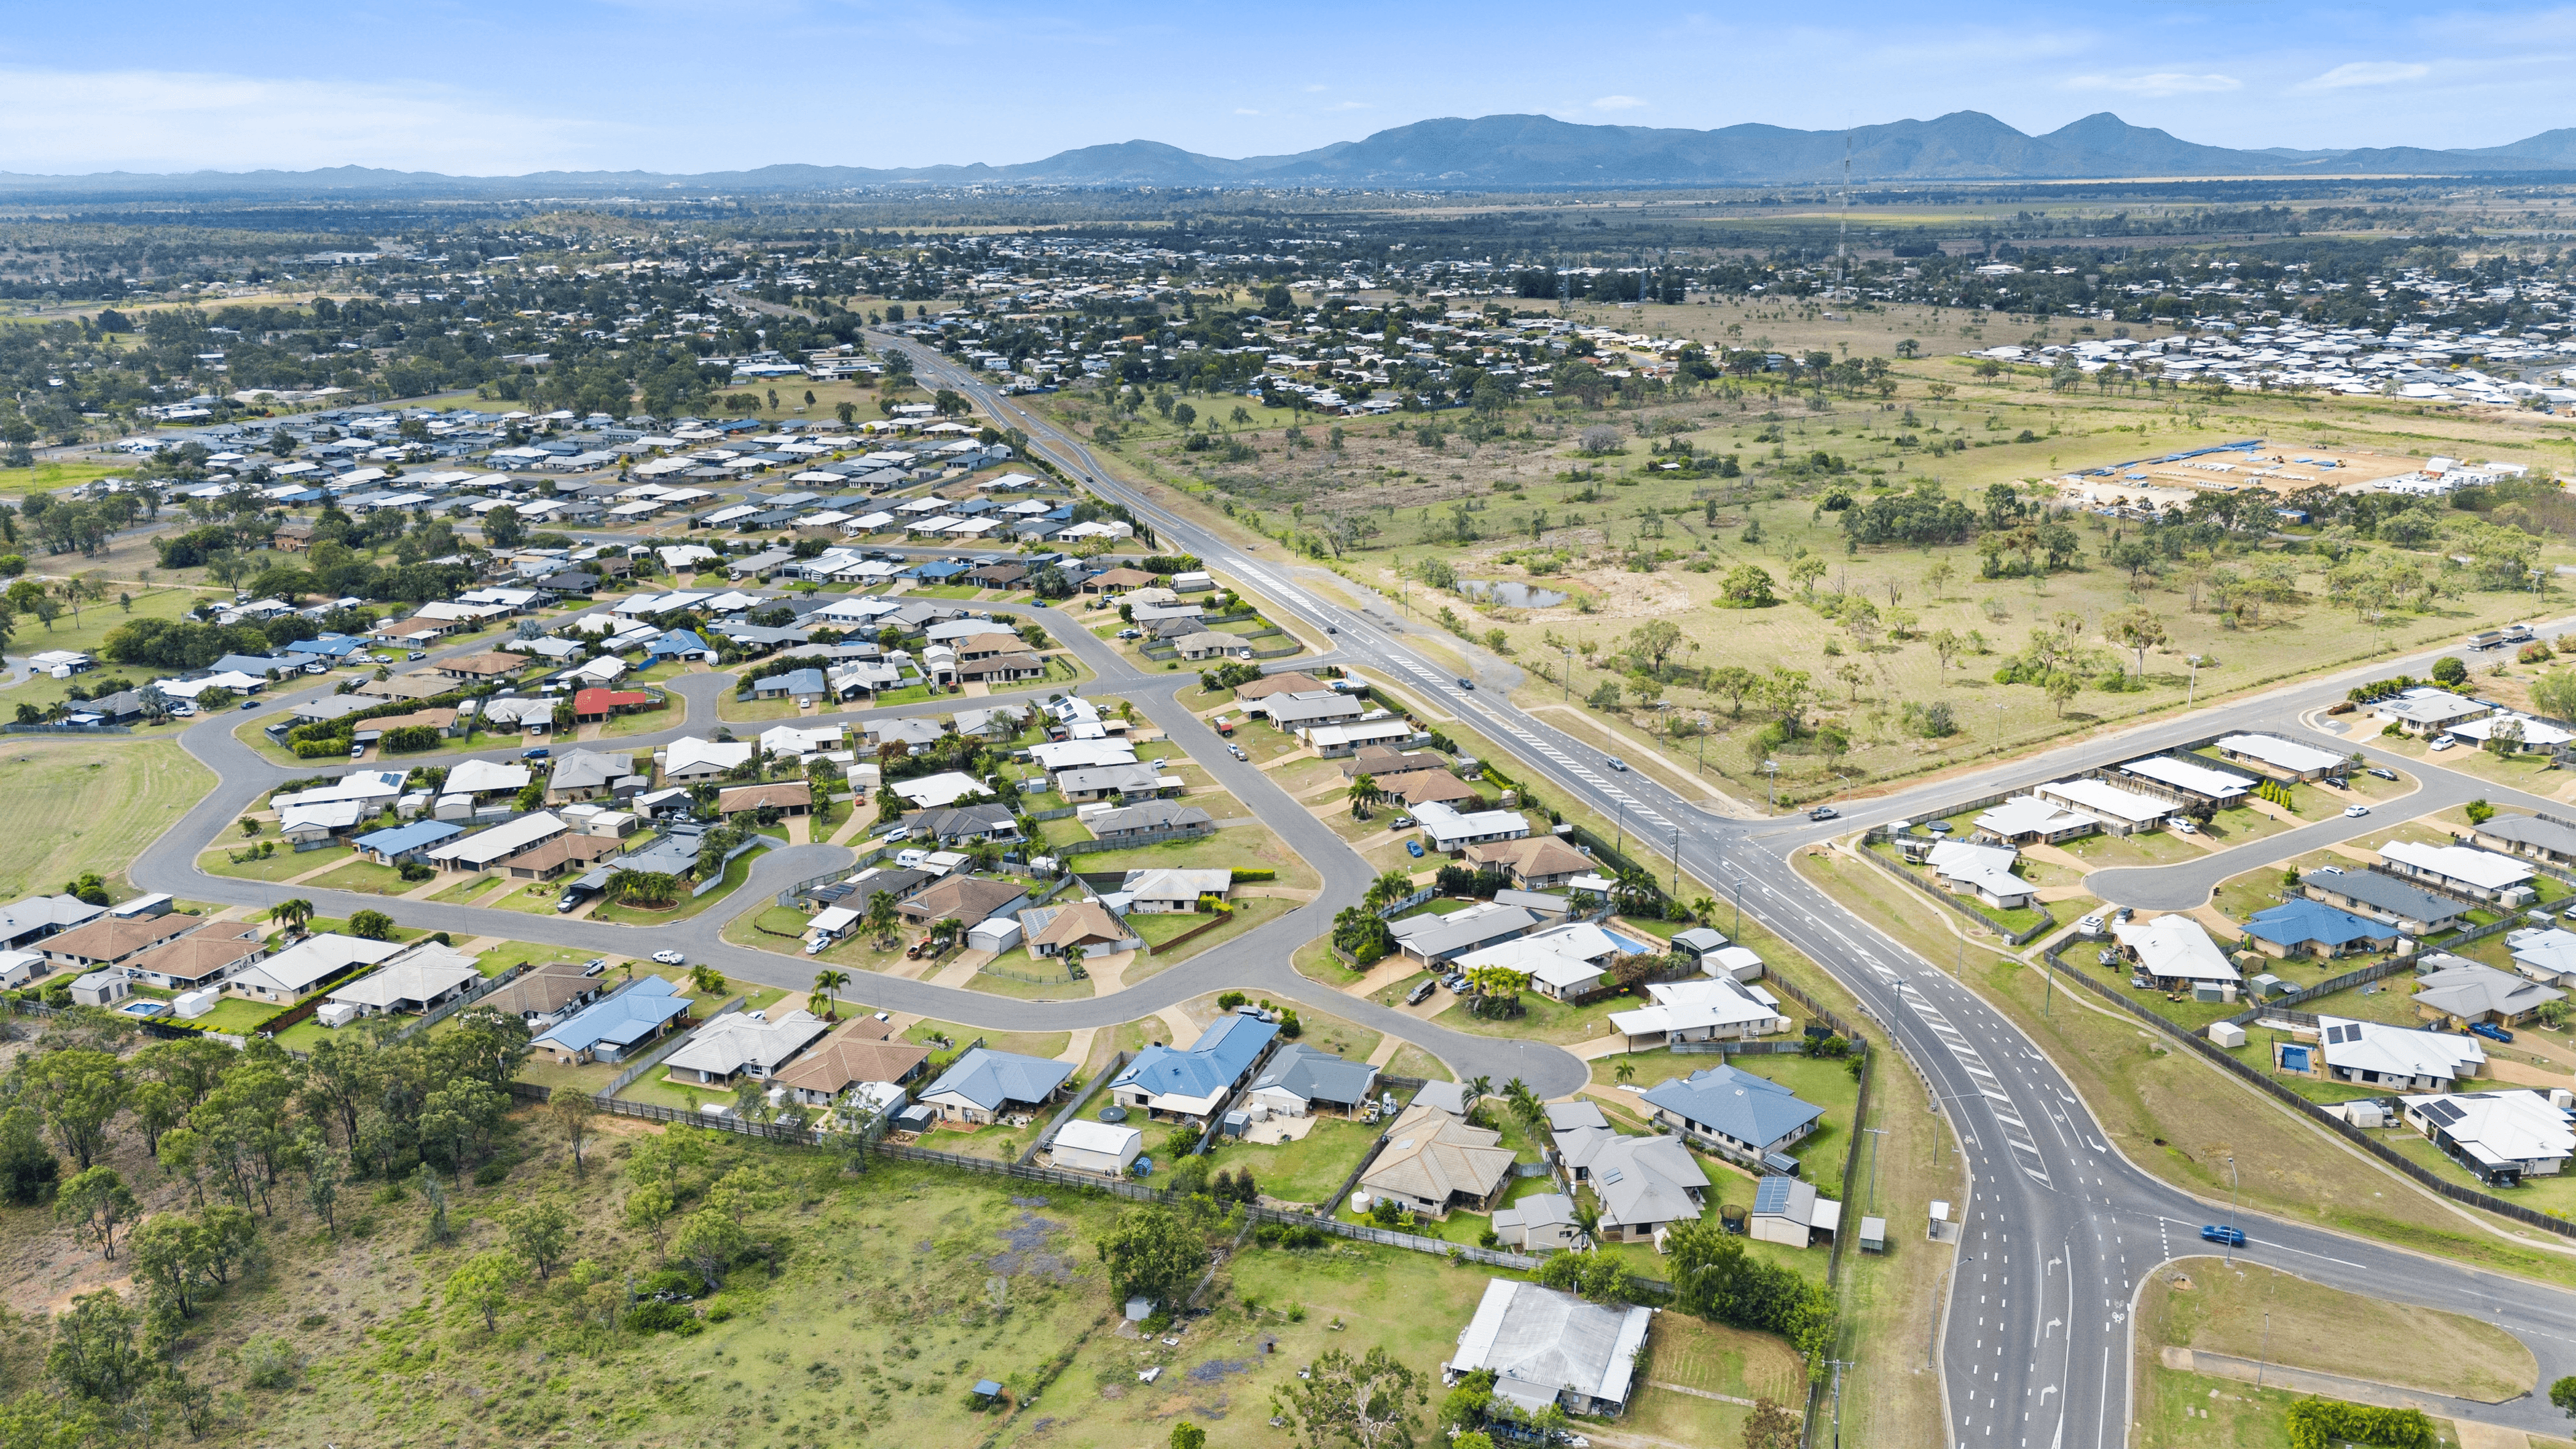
2243, 898, 2400, 949
1111, 1014, 1279, 1102
646, 629, 711, 657
533, 975, 691, 1052
353, 820, 464, 856
1640, 1065, 1824, 1150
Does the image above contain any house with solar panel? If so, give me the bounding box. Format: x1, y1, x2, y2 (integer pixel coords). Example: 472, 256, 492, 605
2279, 1014, 2486, 1091
2401, 1089, 2575, 1185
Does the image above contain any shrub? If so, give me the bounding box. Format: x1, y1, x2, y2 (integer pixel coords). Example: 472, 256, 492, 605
623, 1301, 702, 1335
239, 1337, 303, 1391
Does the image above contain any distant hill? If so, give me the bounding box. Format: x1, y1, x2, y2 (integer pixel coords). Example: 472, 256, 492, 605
9, 111, 2576, 197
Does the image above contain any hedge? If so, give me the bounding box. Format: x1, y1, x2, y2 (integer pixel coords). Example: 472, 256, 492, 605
1230, 868, 1277, 883
2284, 1400, 2433, 1449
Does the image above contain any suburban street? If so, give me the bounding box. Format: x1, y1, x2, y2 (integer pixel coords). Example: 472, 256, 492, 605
876, 331, 2576, 1445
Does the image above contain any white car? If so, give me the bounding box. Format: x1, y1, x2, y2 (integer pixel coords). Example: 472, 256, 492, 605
651, 949, 687, 965
2343, 804, 2371, 818
2428, 736, 2457, 751
2077, 914, 2105, 935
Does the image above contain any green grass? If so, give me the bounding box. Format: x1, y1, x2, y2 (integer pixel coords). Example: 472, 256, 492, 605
199, 843, 352, 883
589, 845, 768, 925
426, 873, 500, 905
1199, 1116, 1381, 1205
180, 997, 290, 1034
900, 1018, 1069, 1063
300, 857, 413, 896
1057, 824, 1320, 892
0, 735, 214, 898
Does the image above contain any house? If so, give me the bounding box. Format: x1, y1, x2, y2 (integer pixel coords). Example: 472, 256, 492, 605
1411, 800, 1529, 852
1050, 1118, 1144, 1176
1023, 900, 1138, 959
1552, 1123, 1708, 1242
1086, 801, 1212, 846
1055, 763, 1170, 802
1120, 868, 1233, 914
2510, 926, 2576, 987
572, 688, 655, 722
2242, 898, 2400, 959
1462, 835, 1593, 890
1452, 921, 1657, 1002
902, 802, 1020, 845
445, 759, 533, 798
40, 914, 198, 971
663, 1006, 830, 1085
1639, 1064, 1825, 1170
1357, 1102, 1515, 1215
2212, 733, 2349, 782
352, 707, 462, 744
2471, 813, 2576, 867
502, 833, 621, 881
2118, 754, 2253, 804
1668, 926, 1729, 963
1608, 975, 1792, 1046
0, 894, 107, 951
1389, 902, 1538, 966
1109, 1014, 1279, 1122
326, 947, 484, 1016
2373, 686, 2491, 736
1303, 719, 1417, 757
643, 629, 717, 663
1260, 692, 1364, 728
549, 750, 640, 802
2378, 841, 2536, 904
121, 924, 266, 991
2446, 714, 2575, 753
2111, 914, 2239, 991
531, 975, 696, 1063
890, 771, 994, 809
894, 875, 1028, 929
435, 653, 523, 683
2031, 777, 2171, 835
663, 737, 755, 780
476, 961, 610, 1030
2402, 1090, 2575, 1184
751, 667, 830, 706
1232, 671, 1326, 702
1489, 1192, 1584, 1251
1242, 1043, 1380, 1118
1377, 767, 1481, 808
2302, 869, 2465, 936
769, 1024, 932, 1108
2413, 959, 2563, 1028
1748, 1175, 1841, 1250
916, 1046, 1074, 1124
225, 932, 405, 1003
715, 780, 813, 818
2292, 1015, 2485, 1091
1449, 1279, 1653, 1418
1923, 840, 2032, 910
425, 812, 569, 872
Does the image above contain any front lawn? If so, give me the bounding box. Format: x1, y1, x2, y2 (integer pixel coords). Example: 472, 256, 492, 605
303, 858, 413, 896
588, 845, 768, 924
198, 844, 351, 882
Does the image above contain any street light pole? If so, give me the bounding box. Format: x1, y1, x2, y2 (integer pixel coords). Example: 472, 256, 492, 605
1560, 643, 1572, 702
1862, 1126, 1888, 1212
2186, 653, 2203, 710
2226, 1155, 2239, 1264
1764, 758, 1778, 814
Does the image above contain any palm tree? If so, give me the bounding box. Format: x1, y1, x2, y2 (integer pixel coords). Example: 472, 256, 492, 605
1350, 773, 1380, 818
862, 890, 900, 949
268, 898, 315, 937
1364, 870, 1415, 912
1688, 896, 1717, 927
1570, 1195, 1602, 1250
810, 968, 850, 1019
1613, 1060, 1636, 1087
688, 963, 726, 996
1464, 1075, 1492, 1116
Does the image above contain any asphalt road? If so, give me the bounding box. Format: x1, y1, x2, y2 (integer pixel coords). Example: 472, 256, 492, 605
871, 331, 2576, 1444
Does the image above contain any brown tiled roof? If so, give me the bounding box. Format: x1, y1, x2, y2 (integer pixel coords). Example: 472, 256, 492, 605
1031, 901, 1124, 949
897, 875, 1026, 927
478, 961, 600, 1017
1091, 567, 1157, 588
42, 913, 198, 963
770, 1024, 932, 1097
1464, 835, 1590, 878
716, 780, 813, 813
506, 835, 621, 872
1234, 672, 1325, 701
439, 653, 523, 678
363, 708, 460, 733
1382, 769, 1478, 806
124, 924, 265, 982
1359, 1104, 1514, 1205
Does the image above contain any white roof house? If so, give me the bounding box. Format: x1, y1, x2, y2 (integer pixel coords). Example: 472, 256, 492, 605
425, 812, 568, 870
663, 1007, 829, 1084
326, 947, 484, 1015
1609, 975, 1789, 1044
1972, 796, 2100, 841
2447, 714, 2576, 750
1924, 841, 2030, 907
2112, 914, 2237, 985
2402, 1089, 2575, 1179
2214, 733, 2348, 776
2034, 777, 2173, 830
2509, 926, 2576, 986
890, 771, 993, 808
663, 737, 755, 779
2379, 840, 2535, 898
225, 932, 405, 1002
1412, 800, 1530, 851
445, 758, 532, 796
2312, 1015, 2486, 1089
1450, 1279, 1654, 1418
2120, 755, 2251, 801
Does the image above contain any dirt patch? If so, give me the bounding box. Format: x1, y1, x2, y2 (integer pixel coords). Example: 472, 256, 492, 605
990, 1208, 1075, 1282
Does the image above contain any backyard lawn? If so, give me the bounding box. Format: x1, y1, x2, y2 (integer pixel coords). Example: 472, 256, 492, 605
1200, 1116, 1380, 1206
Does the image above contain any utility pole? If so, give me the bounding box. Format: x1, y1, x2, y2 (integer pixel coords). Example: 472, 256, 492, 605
1862, 1126, 1888, 1212
2186, 653, 2203, 710
1764, 757, 1778, 814
1670, 822, 1682, 901
1825, 1358, 1855, 1449
2257, 1310, 2271, 1388
2042, 945, 2055, 1016
1560, 643, 1572, 702
2226, 1155, 2239, 1264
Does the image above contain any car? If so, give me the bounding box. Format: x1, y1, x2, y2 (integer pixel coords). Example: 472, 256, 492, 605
1388, 815, 1415, 830
348, 743, 366, 758
1926, 820, 1953, 835
1456, 678, 1474, 690
873, 1011, 891, 1022
1605, 757, 1628, 772
239, 698, 260, 710
168, 703, 195, 718
803, 938, 826, 955
2199, 1224, 2247, 1248
2430, 736, 2457, 751
371, 653, 395, 665
1324, 624, 1338, 634
1405, 979, 1438, 1006
407, 650, 427, 661
2344, 804, 2371, 818
523, 747, 551, 761
2172, 818, 2198, 835
2322, 776, 2349, 790
882, 825, 912, 843
303, 662, 326, 676
1809, 806, 1839, 821
1227, 744, 1248, 761
2367, 767, 2398, 781
2471, 1021, 2516, 1044
1406, 839, 1425, 858
2078, 914, 2106, 935
651, 950, 686, 966
1116, 628, 1140, 640
2318, 864, 2345, 875
581, 959, 608, 976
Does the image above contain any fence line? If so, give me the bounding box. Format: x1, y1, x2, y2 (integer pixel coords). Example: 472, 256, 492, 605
1025, 1051, 1130, 1166
603, 994, 743, 1097
390, 961, 532, 1042
2216, 957, 2412, 1030
2041, 943, 2576, 1240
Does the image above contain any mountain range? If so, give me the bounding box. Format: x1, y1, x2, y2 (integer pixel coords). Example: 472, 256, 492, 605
14, 111, 2576, 196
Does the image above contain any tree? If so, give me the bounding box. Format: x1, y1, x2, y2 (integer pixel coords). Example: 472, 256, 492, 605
129, 1214, 214, 1318
2105, 607, 2167, 676
19, 1049, 125, 1171
1627, 619, 1684, 675
2431, 655, 2469, 688
862, 889, 900, 947
674, 1208, 751, 1287
300, 1130, 343, 1234
0, 1104, 56, 1205
1788, 555, 1829, 596
2552, 1375, 2576, 1421
810, 967, 851, 1018
504, 1198, 575, 1281
1762, 667, 1814, 734
1742, 1397, 1802, 1449
549, 1091, 600, 1176
54, 1167, 136, 1260
267, 898, 315, 936
1719, 564, 1776, 609
1273, 1346, 1426, 1449
1096, 1205, 1208, 1309
447, 1250, 516, 1333
347, 908, 395, 941
2535, 670, 2576, 726
689, 963, 726, 995
1171, 1424, 1208, 1449
46, 1291, 151, 1405
2047, 673, 2082, 716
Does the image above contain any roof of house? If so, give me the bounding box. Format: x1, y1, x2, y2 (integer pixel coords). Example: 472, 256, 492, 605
2215, 733, 2349, 773
1387, 902, 1538, 960
42, 913, 197, 962
446, 758, 532, 794
2381, 840, 2534, 892
1926, 839, 2026, 899
550, 750, 637, 790
123, 924, 265, 983
327, 949, 483, 1009
1029, 900, 1126, 949
2037, 777, 2173, 824
1972, 796, 2101, 839
2511, 926, 2576, 981
504, 833, 621, 873
352, 820, 466, 857
919, 1047, 1073, 1112
716, 780, 813, 813
2477, 814, 2576, 856
2377, 688, 2489, 726
426, 812, 568, 867
0, 894, 104, 943
1360, 1102, 1515, 1205
2243, 898, 2402, 950
663, 1006, 829, 1077
1246, 1042, 1380, 1105
2112, 913, 2238, 983
2121, 755, 2254, 799
1121, 867, 1232, 902
1085, 801, 1212, 835
1558, 1129, 1707, 1230
1462, 835, 1595, 879
533, 975, 694, 1053
905, 802, 1019, 838
2314, 1014, 2486, 1081
2305, 869, 2464, 922
896, 875, 1025, 926
1112, 1014, 1279, 1104
1639, 1064, 1825, 1148
1232, 671, 1324, 700
2414, 960, 2565, 1020
476, 961, 600, 1018
769, 1024, 932, 1097
1451, 1279, 1653, 1414
234, 932, 405, 994
2406, 1089, 2576, 1170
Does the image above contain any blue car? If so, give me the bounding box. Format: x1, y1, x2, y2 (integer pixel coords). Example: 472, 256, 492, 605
522, 747, 551, 761
1406, 839, 1425, 858
2200, 1224, 2246, 1248
2471, 1021, 2515, 1044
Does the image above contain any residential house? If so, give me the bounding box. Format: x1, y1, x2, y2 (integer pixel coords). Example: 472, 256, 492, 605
2031, 777, 2172, 835
715, 780, 813, 818
476, 961, 610, 1031
326, 947, 484, 1016
1452, 921, 1658, 1002
1086, 801, 1212, 846
915, 1046, 1074, 1124
0, 894, 107, 952
1489, 1193, 1584, 1252
1120, 868, 1232, 914
549, 750, 640, 802
1462, 835, 1593, 890
2403, 1090, 2575, 1184
425, 812, 569, 872
1639, 1064, 1825, 1171
2373, 686, 2491, 736
121, 924, 266, 991
1607, 975, 1792, 1046
572, 688, 655, 722
2242, 898, 2400, 959
895, 875, 1028, 929
2290, 1015, 2486, 1091
769, 1023, 932, 1108
1924, 840, 2033, 910
2111, 914, 2240, 993
663, 1006, 830, 1085
2212, 733, 2349, 782
2379, 841, 2536, 904
1448, 1280, 1653, 1419
1108, 1014, 1279, 1122
1242, 1043, 1380, 1118
225, 932, 405, 1004
531, 975, 696, 1064
40, 914, 198, 972
1748, 1175, 1841, 1250
2509, 926, 2576, 987
1356, 1102, 1515, 1216
1388, 902, 1538, 967
1552, 1126, 1708, 1243
1411, 800, 1529, 853
902, 802, 1020, 845
2302, 869, 2465, 936
890, 771, 995, 809
2470, 813, 2576, 868
501, 833, 621, 881
2413, 959, 2564, 1028
1056, 763, 1170, 802
663, 737, 755, 781
2119, 754, 2255, 804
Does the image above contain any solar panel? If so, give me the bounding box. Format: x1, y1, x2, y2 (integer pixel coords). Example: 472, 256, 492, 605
1599, 1170, 1623, 1186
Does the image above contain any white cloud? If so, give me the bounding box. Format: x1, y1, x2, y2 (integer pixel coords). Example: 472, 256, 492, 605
2061, 70, 2243, 97
0, 66, 610, 173
2299, 60, 2432, 90
1591, 95, 1648, 111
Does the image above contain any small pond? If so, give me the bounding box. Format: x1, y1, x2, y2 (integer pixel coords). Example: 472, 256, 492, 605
1459, 580, 1568, 608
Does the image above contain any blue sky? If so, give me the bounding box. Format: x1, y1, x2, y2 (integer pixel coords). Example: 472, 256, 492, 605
1, 1, 2569, 174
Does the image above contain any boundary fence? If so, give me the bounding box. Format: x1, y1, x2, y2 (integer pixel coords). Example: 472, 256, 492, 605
1853, 835, 2057, 947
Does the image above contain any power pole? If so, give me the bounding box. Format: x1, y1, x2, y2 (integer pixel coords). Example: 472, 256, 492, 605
1839, 132, 1852, 294
1861, 1126, 1888, 1212
1825, 1358, 1856, 1449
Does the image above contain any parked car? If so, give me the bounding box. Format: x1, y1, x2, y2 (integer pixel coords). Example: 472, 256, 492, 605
348, 743, 366, 758
407, 650, 427, 661
1227, 744, 1248, 761
2343, 804, 2370, 818
2471, 1021, 2516, 1044
2078, 914, 2106, 935
371, 653, 395, 664
2366, 767, 2398, 781
2318, 864, 2345, 875
582, 959, 608, 975
1116, 628, 1140, 640
239, 698, 260, 710
303, 661, 326, 676
2173, 818, 2198, 835
2199, 1224, 2247, 1248
2430, 736, 2457, 751
1406, 839, 1425, 858
1405, 979, 1437, 1006
1809, 806, 1839, 821
1389, 815, 1414, 830
2322, 775, 2349, 790
651, 950, 686, 965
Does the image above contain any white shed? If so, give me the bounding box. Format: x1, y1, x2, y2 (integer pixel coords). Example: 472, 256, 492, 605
967, 916, 1024, 954
2208, 1020, 2248, 1049
1051, 1118, 1143, 1175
